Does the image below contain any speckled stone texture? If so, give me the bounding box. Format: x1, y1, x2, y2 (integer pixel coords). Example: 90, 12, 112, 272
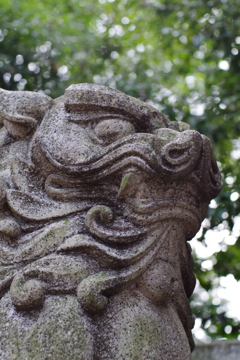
0, 84, 221, 359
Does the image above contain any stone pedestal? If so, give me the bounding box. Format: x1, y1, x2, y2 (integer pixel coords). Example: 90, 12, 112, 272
0, 84, 221, 359
192, 340, 240, 360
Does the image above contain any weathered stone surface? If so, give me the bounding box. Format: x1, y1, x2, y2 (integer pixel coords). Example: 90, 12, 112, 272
0, 84, 221, 359
192, 340, 240, 360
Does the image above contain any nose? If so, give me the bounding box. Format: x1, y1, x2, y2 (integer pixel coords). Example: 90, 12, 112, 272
159, 129, 203, 178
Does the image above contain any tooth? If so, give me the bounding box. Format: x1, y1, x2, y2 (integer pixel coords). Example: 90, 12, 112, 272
117, 172, 137, 199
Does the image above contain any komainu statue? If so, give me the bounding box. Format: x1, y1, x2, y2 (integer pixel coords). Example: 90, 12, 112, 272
0, 84, 221, 359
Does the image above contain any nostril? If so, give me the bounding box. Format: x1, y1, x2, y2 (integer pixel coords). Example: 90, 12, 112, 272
169, 148, 189, 159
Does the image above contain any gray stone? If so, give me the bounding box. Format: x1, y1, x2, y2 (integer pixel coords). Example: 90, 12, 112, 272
0, 84, 222, 359
192, 340, 240, 360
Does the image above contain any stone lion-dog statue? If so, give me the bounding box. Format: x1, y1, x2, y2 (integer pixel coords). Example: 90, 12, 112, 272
0, 84, 221, 360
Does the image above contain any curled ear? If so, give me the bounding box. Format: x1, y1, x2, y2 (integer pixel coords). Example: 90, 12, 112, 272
0, 89, 53, 139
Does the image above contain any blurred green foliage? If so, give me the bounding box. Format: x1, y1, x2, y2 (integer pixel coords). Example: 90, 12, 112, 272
1, 0, 240, 343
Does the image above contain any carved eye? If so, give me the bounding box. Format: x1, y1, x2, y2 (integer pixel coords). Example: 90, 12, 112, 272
93, 119, 135, 143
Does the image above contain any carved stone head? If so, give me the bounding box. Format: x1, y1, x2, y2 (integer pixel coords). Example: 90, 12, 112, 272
0, 84, 221, 359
